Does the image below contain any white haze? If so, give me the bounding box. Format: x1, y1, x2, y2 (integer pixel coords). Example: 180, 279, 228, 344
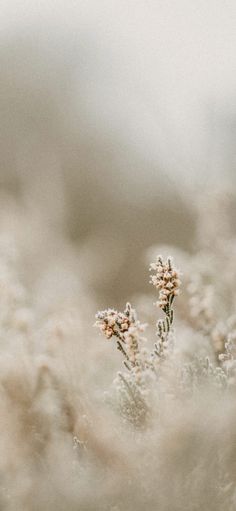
1, 0, 236, 190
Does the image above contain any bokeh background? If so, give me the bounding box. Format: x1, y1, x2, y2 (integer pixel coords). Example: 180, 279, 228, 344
1, 0, 236, 309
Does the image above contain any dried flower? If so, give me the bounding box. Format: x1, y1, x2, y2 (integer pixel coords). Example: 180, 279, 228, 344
149, 255, 181, 357
95, 308, 124, 339
150, 255, 181, 310
95, 303, 147, 370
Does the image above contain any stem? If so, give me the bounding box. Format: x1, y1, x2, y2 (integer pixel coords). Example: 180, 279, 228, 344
117, 340, 130, 362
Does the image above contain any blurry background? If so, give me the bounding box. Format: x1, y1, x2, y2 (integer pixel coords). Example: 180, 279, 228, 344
0, 0, 236, 308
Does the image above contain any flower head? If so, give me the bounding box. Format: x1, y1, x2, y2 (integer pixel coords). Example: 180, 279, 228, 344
95, 303, 136, 340
150, 255, 181, 310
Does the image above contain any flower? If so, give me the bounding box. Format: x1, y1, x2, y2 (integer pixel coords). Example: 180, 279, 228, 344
150, 255, 181, 310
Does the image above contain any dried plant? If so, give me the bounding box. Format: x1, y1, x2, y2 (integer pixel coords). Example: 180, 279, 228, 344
150, 255, 181, 357
95, 255, 181, 426
95, 303, 147, 371
95, 303, 150, 426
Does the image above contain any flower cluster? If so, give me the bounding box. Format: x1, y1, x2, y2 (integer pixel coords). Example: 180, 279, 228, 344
95, 305, 132, 340
96, 303, 150, 426
150, 255, 181, 310
95, 303, 147, 370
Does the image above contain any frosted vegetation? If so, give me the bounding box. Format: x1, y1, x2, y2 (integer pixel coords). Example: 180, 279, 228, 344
0, 190, 236, 510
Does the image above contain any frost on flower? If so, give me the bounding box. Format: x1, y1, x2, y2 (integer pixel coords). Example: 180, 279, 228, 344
95, 256, 182, 426
150, 255, 181, 356
95, 303, 147, 371
149, 255, 181, 310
